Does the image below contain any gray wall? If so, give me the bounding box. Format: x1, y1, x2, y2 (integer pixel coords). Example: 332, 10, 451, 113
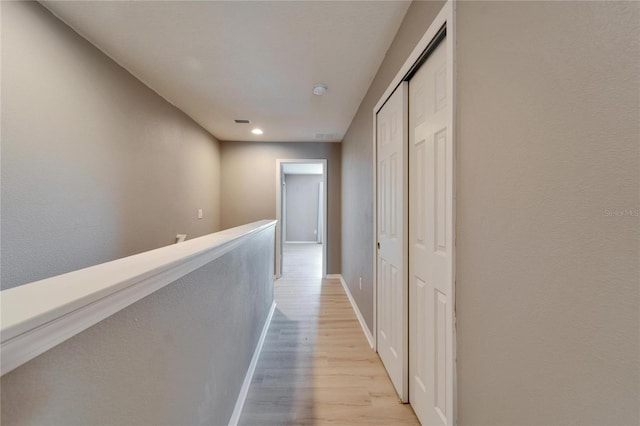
220, 141, 341, 274
342, 1, 639, 424
285, 174, 323, 242
455, 2, 639, 424
341, 0, 445, 332
0, 226, 275, 425
1, 1, 221, 290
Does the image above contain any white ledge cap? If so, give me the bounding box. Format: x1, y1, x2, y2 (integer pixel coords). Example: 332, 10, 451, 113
0, 220, 276, 375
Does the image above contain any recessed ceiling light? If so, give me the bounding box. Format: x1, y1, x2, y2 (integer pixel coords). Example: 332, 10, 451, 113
313, 84, 328, 96
251, 128, 263, 135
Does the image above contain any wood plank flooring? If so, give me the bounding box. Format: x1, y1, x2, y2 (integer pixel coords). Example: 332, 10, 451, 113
239, 243, 419, 425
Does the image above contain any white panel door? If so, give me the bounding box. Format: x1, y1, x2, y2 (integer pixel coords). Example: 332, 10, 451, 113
376, 83, 408, 402
409, 37, 453, 426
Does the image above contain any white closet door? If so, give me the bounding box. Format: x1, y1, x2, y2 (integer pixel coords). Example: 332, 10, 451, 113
409, 37, 453, 426
376, 83, 408, 402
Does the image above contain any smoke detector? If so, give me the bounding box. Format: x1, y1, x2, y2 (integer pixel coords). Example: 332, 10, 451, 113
313, 84, 328, 96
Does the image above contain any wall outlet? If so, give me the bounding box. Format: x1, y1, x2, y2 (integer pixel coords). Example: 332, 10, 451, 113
359, 276, 362, 290
197, 209, 203, 219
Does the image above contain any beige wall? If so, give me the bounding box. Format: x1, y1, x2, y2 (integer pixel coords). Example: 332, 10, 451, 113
342, 0, 639, 424
455, 2, 639, 424
220, 141, 341, 274
341, 0, 445, 332
1, 1, 221, 289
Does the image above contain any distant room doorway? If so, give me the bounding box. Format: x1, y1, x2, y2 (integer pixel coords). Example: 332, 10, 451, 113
275, 160, 327, 279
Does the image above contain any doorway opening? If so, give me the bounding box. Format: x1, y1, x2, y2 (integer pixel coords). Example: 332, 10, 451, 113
275, 159, 327, 279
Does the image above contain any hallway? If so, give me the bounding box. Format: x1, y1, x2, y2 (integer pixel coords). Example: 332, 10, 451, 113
238, 243, 419, 425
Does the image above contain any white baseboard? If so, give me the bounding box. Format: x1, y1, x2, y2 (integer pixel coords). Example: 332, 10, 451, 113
336, 275, 375, 349
228, 301, 276, 426
325, 274, 341, 280
284, 241, 320, 244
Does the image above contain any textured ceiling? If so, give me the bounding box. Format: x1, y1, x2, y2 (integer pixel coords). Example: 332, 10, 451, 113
43, 1, 410, 143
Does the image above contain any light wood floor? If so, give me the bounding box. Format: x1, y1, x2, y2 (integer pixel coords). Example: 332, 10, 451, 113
238, 243, 419, 425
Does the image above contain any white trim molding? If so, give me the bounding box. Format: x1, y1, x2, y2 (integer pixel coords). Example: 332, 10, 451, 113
334, 275, 374, 349
0, 220, 277, 376
228, 301, 276, 426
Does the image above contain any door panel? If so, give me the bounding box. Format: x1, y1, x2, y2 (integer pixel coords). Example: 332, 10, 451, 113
376, 83, 408, 402
409, 37, 453, 426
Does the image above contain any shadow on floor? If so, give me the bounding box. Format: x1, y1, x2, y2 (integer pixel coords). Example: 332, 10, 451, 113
238, 307, 316, 425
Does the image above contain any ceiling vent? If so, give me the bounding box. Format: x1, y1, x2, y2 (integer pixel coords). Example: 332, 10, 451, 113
315, 133, 338, 140
234, 119, 251, 124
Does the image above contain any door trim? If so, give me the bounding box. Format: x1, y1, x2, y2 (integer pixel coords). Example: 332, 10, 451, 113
372, 1, 456, 422
275, 159, 328, 279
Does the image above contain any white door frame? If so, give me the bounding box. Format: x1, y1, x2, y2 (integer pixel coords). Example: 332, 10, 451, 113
372, 0, 456, 420
275, 159, 328, 278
